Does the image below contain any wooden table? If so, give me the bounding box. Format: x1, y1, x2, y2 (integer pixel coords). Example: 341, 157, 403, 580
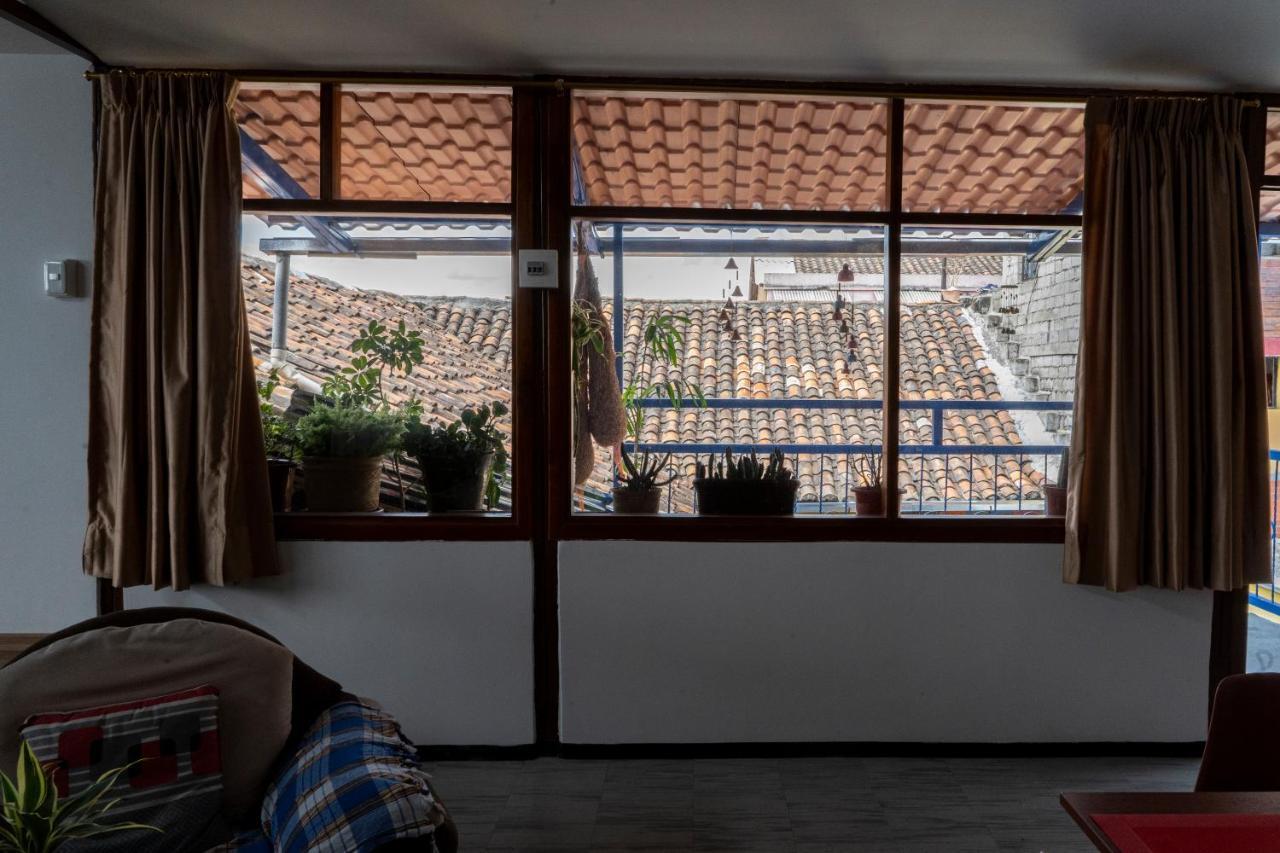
1061, 791, 1280, 852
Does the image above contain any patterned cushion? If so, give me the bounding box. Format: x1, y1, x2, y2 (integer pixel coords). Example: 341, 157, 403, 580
262, 700, 446, 853
22, 685, 230, 852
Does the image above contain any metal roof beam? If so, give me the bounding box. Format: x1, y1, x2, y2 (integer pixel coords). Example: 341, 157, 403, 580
239, 129, 355, 254
257, 235, 1081, 258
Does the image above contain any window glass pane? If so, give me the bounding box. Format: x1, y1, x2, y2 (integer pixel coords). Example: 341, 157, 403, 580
571, 221, 885, 515
339, 85, 512, 202
903, 101, 1084, 214
896, 227, 1079, 515
1266, 109, 1280, 176
1249, 203, 1280, 669
1261, 188, 1280, 224
236, 84, 321, 199
572, 92, 889, 210
242, 214, 513, 513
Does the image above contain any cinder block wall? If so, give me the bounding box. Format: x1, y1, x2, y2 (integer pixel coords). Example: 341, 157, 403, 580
1009, 255, 1082, 403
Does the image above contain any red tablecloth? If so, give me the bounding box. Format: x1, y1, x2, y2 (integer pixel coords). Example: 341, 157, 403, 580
1092, 812, 1280, 852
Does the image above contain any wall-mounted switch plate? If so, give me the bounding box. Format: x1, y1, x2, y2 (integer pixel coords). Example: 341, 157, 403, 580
518, 249, 559, 289
44, 260, 79, 298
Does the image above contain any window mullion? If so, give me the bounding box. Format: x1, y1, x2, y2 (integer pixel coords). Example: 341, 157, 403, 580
884, 98, 905, 519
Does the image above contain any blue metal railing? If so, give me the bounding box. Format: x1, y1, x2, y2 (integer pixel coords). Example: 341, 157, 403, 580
612, 397, 1073, 514
1248, 449, 1280, 615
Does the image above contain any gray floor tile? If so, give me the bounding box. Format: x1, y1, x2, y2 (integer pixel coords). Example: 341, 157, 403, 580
430, 753, 1198, 851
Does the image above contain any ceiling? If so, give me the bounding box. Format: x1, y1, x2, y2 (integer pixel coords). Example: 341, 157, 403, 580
15, 0, 1280, 92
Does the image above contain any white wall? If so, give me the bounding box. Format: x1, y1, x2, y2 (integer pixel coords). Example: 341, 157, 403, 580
560, 541, 1213, 744
0, 53, 98, 631
130, 540, 536, 745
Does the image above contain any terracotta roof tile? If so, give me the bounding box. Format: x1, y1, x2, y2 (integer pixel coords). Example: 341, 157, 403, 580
244, 258, 1048, 509
794, 254, 1004, 277
902, 102, 1083, 214
236, 86, 512, 203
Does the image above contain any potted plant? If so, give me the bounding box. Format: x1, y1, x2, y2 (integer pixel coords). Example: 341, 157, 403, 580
1045, 447, 1069, 517
403, 403, 509, 512
613, 446, 675, 514
258, 369, 299, 512
295, 404, 405, 512
694, 449, 798, 515
851, 453, 885, 516
1, 740, 158, 851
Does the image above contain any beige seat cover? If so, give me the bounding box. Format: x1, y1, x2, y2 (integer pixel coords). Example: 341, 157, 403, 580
0, 618, 293, 825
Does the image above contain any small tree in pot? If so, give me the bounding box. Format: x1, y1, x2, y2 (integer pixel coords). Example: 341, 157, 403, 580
258, 369, 299, 511
851, 453, 885, 516
295, 405, 404, 512
403, 402, 509, 512
613, 446, 675, 514
694, 449, 798, 515
299, 319, 425, 511
1045, 447, 1069, 517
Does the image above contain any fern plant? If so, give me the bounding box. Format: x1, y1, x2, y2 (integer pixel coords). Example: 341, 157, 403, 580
0, 740, 157, 853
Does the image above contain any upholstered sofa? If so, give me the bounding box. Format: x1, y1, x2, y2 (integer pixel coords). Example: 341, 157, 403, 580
0, 607, 459, 852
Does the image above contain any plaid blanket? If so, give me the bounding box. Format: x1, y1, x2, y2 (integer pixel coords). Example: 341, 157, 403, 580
237, 699, 446, 853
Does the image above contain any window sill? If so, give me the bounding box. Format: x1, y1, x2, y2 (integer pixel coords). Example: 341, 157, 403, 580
557, 514, 1066, 543
273, 512, 526, 542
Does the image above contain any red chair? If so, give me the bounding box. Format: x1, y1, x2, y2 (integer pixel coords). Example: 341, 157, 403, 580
1195, 673, 1280, 791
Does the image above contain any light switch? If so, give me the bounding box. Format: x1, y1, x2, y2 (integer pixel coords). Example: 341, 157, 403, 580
44, 260, 79, 298
518, 250, 559, 289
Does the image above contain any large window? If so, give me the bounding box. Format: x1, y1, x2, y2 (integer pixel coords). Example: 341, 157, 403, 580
237, 84, 519, 533
567, 92, 1083, 520
1247, 111, 1280, 670
235, 79, 1089, 537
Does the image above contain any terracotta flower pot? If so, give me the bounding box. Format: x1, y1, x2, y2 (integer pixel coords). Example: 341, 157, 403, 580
1044, 485, 1067, 517
694, 479, 798, 515
302, 456, 384, 512
853, 485, 884, 516
422, 452, 494, 512
612, 486, 662, 514
266, 459, 297, 512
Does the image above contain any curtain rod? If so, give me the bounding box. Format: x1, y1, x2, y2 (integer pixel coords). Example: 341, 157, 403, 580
79, 70, 1262, 107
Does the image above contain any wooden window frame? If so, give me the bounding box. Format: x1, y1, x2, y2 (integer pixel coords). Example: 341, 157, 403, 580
231, 72, 1270, 547
241, 80, 532, 542
555, 91, 1080, 544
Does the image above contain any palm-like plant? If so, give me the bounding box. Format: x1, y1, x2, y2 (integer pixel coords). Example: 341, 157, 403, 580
0, 741, 157, 853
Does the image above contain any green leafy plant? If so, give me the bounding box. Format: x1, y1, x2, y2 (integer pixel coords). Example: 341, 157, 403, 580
571, 302, 606, 376
622, 312, 706, 444
258, 369, 298, 461
696, 449, 795, 483
0, 740, 157, 853
322, 319, 426, 418
403, 403, 510, 509
296, 404, 405, 459
616, 445, 676, 492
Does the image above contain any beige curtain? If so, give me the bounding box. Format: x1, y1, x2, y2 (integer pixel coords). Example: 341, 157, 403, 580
84, 71, 278, 590
1065, 96, 1269, 591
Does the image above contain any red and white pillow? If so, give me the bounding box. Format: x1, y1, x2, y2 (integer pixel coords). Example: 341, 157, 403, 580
21, 685, 228, 852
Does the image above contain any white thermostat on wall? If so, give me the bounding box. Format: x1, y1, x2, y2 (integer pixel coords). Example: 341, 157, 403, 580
518, 250, 559, 289
44, 260, 80, 298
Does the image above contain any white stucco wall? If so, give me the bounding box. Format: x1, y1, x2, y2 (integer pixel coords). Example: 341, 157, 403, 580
560, 541, 1213, 744
129, 540, 536, 745
0, 53, 98, 631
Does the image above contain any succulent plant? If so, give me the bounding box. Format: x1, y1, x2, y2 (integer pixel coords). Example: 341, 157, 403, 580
616, 446, 676, 492
695, 449, 794, 483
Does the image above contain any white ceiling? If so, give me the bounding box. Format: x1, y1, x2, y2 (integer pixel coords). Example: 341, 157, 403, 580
20, 0, 1280, 92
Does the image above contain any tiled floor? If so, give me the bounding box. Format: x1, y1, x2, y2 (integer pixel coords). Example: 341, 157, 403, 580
421, 755, 1199, 852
